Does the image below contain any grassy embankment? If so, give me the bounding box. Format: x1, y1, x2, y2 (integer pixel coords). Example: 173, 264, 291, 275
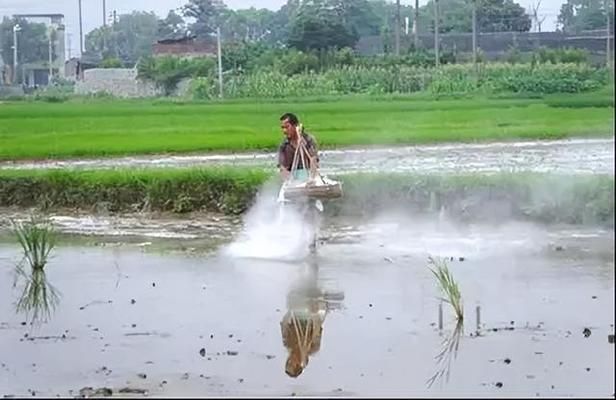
0, 168, 612, 226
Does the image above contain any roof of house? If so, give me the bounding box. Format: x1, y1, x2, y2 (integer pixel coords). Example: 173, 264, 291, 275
153, 38, 217, 56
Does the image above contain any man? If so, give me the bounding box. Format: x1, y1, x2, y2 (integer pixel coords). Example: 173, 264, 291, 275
278, 112, 319, 182
277, 112, 321, 253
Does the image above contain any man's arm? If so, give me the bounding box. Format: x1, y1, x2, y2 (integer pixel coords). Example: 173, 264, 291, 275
278, 144, 291, 181
304, 134, 320, 176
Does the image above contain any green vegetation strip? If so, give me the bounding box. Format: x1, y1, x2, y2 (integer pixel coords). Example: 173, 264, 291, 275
0, 91, 613, 161
0, 168, 612, 226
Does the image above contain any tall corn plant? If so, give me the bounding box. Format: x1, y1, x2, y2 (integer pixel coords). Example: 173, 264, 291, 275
428, 256, 463, 321
11, 216, 60, 325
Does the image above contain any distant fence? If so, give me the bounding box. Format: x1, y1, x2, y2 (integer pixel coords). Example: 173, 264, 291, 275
358, 29, 615, 61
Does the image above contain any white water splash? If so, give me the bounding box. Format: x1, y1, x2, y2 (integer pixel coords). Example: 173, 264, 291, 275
223, 180, 318, 262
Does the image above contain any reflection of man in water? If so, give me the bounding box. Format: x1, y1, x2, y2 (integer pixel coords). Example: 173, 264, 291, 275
280, 258, 344, 377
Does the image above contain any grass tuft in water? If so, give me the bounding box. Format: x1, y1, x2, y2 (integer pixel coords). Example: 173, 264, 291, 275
11, 215, 60, 325
426, 319, 464, 388
428, 256, 464, 322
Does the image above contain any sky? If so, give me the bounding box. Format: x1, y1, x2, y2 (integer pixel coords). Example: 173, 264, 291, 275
0, 0, 566, 58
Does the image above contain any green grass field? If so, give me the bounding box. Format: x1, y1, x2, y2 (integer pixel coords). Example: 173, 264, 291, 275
0, 91, 613, 161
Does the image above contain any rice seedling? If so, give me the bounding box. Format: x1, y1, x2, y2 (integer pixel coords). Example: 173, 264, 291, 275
428, 256, 464, 322
11, 215, 60, 325
426, 319, 464, 388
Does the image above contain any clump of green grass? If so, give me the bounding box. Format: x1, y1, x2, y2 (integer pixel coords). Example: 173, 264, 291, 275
428, 256, 463, 321
11, 215, 60, 325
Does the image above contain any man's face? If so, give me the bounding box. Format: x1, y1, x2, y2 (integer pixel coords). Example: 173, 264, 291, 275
281, 118, 297, 140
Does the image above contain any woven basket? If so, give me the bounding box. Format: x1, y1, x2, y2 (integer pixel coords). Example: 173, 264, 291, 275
283, 181, 343, 201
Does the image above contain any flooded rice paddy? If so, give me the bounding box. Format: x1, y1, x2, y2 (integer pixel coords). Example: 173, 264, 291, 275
0, 210, 613, 397
0, 137, 614, 397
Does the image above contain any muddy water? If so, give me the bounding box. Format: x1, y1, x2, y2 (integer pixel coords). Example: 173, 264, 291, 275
1, 138, 614, 175
0, 215, 613, 397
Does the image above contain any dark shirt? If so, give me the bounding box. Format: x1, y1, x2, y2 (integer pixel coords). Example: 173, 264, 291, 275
277, 132, 319, 172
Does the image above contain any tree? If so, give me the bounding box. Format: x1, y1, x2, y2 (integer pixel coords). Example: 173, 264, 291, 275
85, 11, 159, 66
558, 0, 613, 33
182, 0, 227, 37
267, 0, 302, 45
419, 0, 531, 32
287, 0, 360, 51
419, 0, 472, 33
328, 0, 383, 37
0, 17, 49, 71
158, 10, 187, 40
219, 8, 277, 43
371, 1, 414, 25
477, 0, 532, 32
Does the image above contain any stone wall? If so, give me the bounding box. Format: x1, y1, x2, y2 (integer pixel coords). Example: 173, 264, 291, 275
74, 68, 162, 98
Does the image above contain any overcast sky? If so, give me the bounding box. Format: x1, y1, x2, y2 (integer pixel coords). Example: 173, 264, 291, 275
1, 0, 565, 57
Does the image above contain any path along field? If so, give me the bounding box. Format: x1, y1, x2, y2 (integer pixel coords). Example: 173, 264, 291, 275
0, 91, 613, 161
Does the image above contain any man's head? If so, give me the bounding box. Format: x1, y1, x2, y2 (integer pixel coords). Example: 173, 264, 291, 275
280, 112, 300, 140
285, 352, 307, 378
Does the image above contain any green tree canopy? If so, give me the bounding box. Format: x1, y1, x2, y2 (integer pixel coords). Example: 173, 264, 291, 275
558, 0, 613, 33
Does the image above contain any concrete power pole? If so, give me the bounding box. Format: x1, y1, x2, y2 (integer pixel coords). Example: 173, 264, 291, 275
472, 0, 477, 67
607, 0, 613, 72
78, 0, 84, 55
13, 24, 20, 84
103, 0, 107, 26
434, 0, 440, 66
414, 0, 419, 49
395, 0, 401, 56
49, 26, 54, 82
217, 26, 223, 99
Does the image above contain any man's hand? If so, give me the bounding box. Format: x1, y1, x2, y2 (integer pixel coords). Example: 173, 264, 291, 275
280, 167, 290, 182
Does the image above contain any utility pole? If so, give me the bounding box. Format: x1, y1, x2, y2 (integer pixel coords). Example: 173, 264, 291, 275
67, 33, 72, 59
49, 26, 54, 82
607, 0, 612, 72
414, 0, 419, 49
395, 0, 401, 56
472, 0, 477, 67
78, 0, 84, 55
217, 26, 223, 99
13, 24, 20, 85
102, 0, 107, 55
434, 0, 440, 66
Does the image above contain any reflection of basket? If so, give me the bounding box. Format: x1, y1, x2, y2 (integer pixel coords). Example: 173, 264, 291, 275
282, 179, 343, 201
